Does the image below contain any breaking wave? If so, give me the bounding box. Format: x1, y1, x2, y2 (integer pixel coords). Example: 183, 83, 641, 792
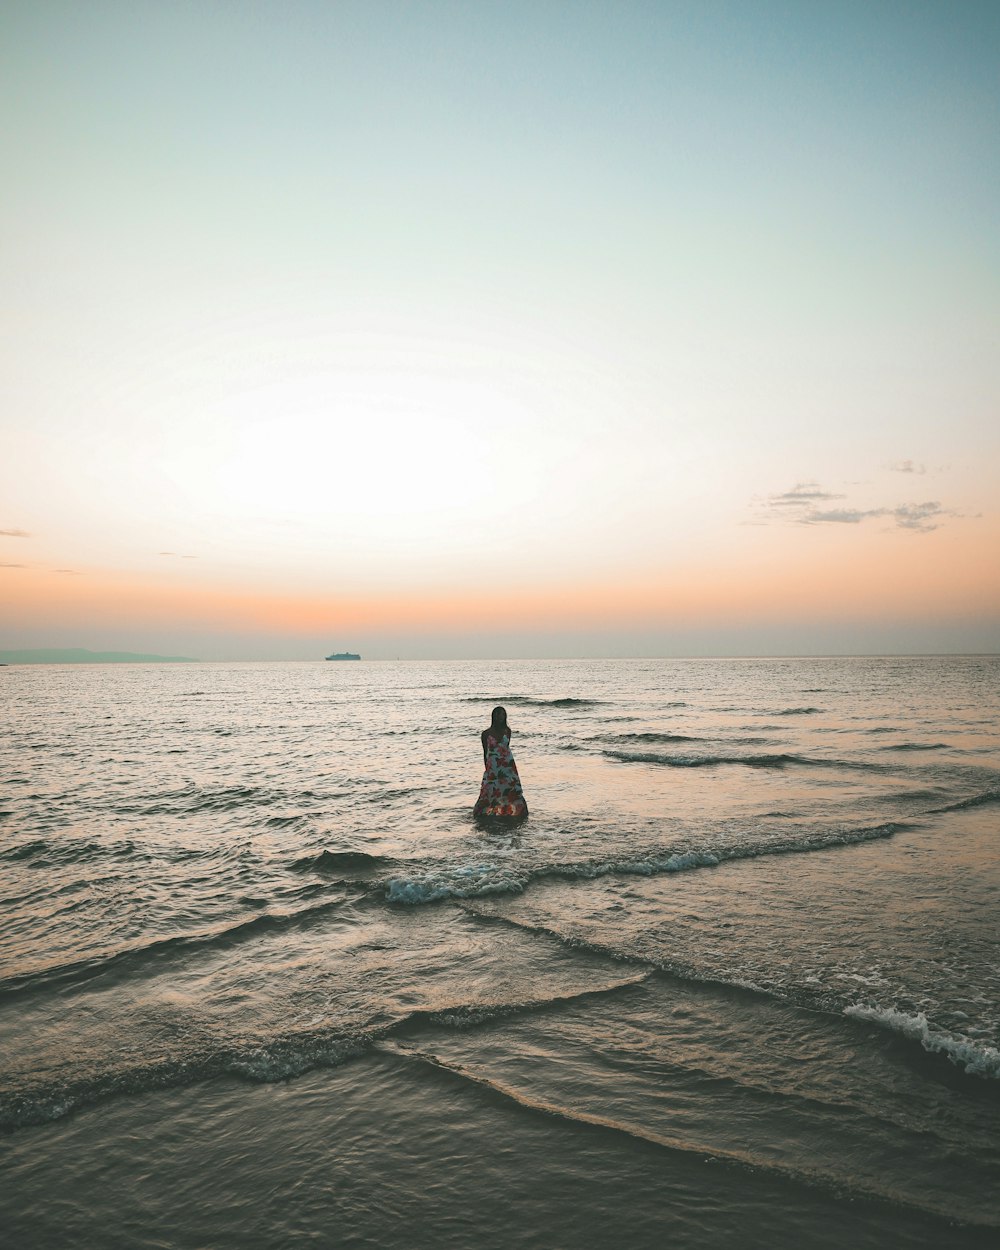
844, 1005, 1000, 1080
384, 822, 906, 905
0, 1035, 371, 1131
0, 977, 646, 1130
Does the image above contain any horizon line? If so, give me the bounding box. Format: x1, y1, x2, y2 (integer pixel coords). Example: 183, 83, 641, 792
3, 650, 998, 664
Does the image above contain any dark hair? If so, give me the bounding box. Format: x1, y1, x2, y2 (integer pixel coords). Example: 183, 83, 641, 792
490, 706, 508, 730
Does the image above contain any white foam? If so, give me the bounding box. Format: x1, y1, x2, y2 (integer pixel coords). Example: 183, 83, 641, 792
225, 1037, 366, 1082
610, 850, 721, 875
845, 1004, 1000, 1079
385, 865, 526, 904
383, 830, 906, 905
386, 849, 727, 904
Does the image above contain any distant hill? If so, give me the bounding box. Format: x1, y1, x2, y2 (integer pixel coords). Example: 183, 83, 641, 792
0, 648, 199, 664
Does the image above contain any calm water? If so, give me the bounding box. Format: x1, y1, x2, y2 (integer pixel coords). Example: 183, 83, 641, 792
1, 657, 999, 1249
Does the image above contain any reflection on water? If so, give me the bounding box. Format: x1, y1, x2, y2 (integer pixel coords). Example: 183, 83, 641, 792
1, 657, 998, 1244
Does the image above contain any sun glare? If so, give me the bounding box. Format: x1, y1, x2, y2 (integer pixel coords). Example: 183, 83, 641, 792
166, 365, 550, 547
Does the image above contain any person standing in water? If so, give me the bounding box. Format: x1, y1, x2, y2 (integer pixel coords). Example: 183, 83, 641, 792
473, 706, 528, 818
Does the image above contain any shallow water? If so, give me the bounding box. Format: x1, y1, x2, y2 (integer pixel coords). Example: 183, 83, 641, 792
1, 657, 999, 1247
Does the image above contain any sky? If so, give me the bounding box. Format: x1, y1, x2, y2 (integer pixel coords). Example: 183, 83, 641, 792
1, 0, 998, 659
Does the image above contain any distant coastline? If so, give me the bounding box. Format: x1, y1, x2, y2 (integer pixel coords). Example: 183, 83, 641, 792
0, 648, 199, 664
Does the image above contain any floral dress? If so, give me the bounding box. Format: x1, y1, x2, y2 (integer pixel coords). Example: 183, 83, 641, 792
473, 732, 528, 818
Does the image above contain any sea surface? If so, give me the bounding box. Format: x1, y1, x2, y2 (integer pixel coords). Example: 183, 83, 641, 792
1, 656, 999, 1249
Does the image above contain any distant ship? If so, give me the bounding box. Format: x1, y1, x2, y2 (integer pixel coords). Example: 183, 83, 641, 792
325, 652, 361, 661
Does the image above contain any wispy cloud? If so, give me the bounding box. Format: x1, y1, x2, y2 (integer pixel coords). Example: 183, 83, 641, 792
885, 459, 926, 475
807, 508, 875, 524
53, 568, 81, 575
159, 551, 198, 559
755, 483, 962, 533
0, 562, 26, 568
0, 527, 30, 538
767, 482, 845, 507
892, 502, 953, 531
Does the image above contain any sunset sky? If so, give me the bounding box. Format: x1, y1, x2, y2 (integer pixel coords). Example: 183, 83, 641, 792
2, 0, 998, 658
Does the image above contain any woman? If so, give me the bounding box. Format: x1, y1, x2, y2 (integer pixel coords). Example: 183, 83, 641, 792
473, 706, 528, 818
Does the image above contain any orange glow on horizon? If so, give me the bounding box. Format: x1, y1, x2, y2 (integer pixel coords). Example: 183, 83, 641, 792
3, 521, 998, 645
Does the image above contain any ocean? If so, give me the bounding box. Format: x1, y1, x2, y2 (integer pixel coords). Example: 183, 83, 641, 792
1, 656, 998, 1249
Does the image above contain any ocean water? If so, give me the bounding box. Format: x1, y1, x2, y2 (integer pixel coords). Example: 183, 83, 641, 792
1, 656, 998, 1249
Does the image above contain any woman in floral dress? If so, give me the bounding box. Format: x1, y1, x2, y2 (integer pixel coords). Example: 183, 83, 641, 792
473, 706, 528, 818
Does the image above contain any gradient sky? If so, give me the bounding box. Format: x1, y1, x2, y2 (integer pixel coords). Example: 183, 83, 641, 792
2, 0, 998, 658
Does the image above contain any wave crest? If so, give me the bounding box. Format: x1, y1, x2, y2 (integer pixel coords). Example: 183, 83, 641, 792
608, 732, 702, 744
845, 1005, 1000, 1079
383, 822, 904, 905
291, 849, 389, 874
462, 696, 604, 708
931, 786, 1000, 814
605, 749, 799, 769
